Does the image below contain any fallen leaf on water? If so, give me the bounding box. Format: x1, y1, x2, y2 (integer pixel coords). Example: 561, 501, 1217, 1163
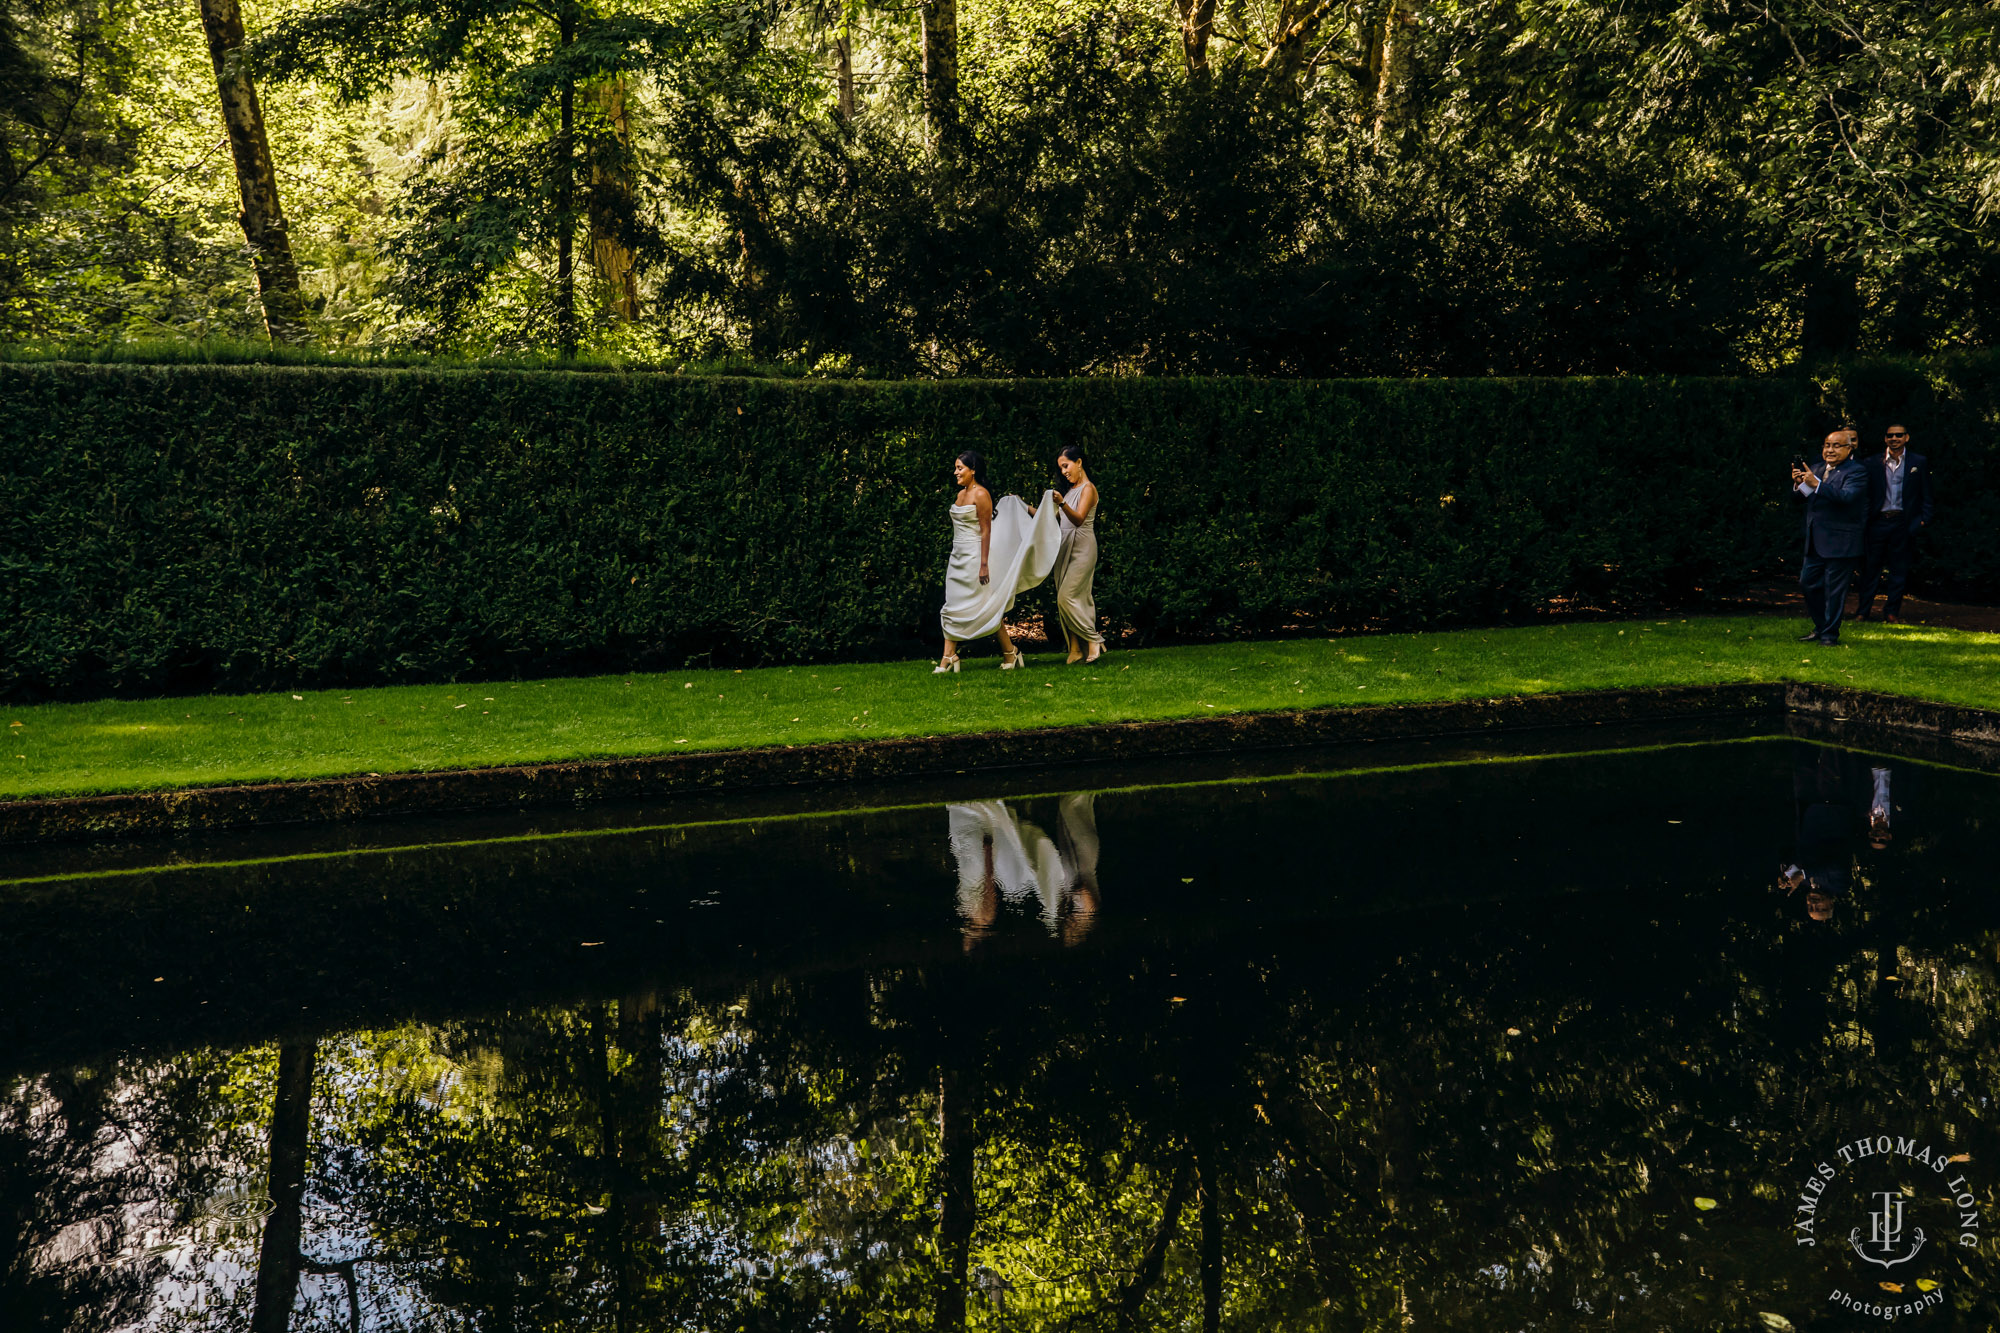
1693, 1197, 1718, 1211
1880, 1282, 1904, 1293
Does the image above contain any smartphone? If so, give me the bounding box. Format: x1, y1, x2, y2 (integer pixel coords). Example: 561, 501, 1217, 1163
1792, 454, 1808, 471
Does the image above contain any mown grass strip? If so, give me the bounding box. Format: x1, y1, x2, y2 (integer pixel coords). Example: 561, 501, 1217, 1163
1, 616, 1992, 801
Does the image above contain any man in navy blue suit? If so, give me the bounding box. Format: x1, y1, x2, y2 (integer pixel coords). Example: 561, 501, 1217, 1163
1792, 429, 1868, 645
1855, 423, 1934, 623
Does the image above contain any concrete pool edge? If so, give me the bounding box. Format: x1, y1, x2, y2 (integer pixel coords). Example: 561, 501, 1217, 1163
3, 681, 1996, 845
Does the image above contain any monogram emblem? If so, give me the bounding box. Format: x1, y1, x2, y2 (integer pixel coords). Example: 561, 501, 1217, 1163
1850, 1191, 1927, 1268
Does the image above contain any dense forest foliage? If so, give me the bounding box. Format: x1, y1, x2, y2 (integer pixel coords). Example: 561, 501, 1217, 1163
1, 0, 1997, 374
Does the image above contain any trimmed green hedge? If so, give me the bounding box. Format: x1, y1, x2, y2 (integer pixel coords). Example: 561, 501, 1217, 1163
0, 362, 1978, 699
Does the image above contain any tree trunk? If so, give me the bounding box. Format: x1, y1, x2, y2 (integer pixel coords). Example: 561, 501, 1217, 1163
1116, 1154, 1193, 1327
919, 0, 958, 151
598, 994, 662, 1333
1801, 254, 1860, 361
834, 20, 856, 128
194, 0, 306, 342
931, 1064, 975, 1332
555, 4, 578, 357
1174, 0, 1216, 85
1195, 1147, 1223, 1333
249, 1040, 317, 1333
1372, 0, 1420, 139
588, 76, 640, 322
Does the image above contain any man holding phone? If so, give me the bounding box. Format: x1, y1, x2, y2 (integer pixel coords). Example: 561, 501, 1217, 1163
1792, 429, 1868, 645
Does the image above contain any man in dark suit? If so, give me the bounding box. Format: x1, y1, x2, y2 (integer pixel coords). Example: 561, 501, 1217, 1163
1792, 429, 1868, 645
1855, 423, 1934, 623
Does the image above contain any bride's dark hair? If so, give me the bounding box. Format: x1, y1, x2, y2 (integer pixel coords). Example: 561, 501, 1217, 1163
957, 450, 990, 490
1059, 443, 1086, 468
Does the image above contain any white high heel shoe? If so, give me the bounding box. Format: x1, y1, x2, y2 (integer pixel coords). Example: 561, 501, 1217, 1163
933, 654, 961, 674
999, 649, 1023, 670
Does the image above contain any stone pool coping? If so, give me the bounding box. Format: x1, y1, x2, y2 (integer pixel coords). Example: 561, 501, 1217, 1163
3, 681, 1996, 846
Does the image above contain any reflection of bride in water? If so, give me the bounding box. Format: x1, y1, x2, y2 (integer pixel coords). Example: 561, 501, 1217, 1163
948, 795, 1100, 946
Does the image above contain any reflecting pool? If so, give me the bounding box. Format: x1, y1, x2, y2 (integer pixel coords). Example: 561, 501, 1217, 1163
5, 732, 2000, 1331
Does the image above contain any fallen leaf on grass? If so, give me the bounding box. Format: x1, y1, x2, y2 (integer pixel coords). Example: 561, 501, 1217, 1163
1880, 1282, 1904, 1294
1949, 1153, 1972, 1163
1916, 1279, 1940, 1291
1693, 1197, 1718, 1210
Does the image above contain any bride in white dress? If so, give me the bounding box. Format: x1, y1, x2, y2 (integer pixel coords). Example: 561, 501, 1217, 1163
935, 451, 1062, 673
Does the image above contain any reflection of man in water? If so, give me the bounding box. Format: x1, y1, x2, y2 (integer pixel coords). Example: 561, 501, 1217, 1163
1867, 763, 1896, 851
1780, 744, 1867, 921
947, 796, 1101, 947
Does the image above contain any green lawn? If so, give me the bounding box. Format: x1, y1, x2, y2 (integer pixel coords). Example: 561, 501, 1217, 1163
2, 615, 1993, 799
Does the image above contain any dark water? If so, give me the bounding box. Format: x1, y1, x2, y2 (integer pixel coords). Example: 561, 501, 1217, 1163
5, 731, 2000, 1331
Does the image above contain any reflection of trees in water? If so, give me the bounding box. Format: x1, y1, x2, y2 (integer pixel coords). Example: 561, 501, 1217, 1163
0, 1070, 164, 1329
19, 840, 2000, 1331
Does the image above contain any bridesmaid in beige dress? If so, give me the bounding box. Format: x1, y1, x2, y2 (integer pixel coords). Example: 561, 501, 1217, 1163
1042, 445, 1105, 665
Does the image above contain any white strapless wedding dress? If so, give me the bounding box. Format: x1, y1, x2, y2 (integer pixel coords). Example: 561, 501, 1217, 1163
939, 492, 1062, 642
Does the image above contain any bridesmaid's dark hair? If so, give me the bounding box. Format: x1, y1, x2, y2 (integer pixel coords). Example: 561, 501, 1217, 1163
1059, 444, 1086, 468
956, 450, 989, 490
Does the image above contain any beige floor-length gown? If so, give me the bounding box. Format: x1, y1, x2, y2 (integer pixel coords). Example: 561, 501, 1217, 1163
1049, 483, 1103, 646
